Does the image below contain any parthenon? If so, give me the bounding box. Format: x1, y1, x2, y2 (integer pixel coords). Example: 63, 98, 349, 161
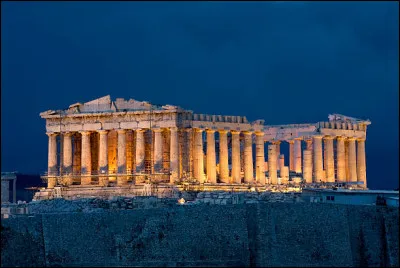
40, 95, 370, 191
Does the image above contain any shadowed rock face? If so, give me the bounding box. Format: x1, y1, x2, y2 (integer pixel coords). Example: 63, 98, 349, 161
1, 203, 398, 267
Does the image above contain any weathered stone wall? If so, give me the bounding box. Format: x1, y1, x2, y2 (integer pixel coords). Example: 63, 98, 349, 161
1, 203, 398, 267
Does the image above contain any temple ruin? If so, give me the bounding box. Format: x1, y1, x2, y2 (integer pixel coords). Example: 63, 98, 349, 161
37, 95, 370, 199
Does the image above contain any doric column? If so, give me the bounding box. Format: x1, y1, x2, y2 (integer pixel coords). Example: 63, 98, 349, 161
336, 136, 346, 182
231, 130, 241, 184
153, 129, 163, 172
357, 137, 367, 188
306, 139, 313, 151
294, 138, 302, 173
194, 128, 205, 183
80, 131, 92, 185
313, 135, 323, 182
206, 129, 216, 183
324, 136, 335, 183
278, 155, 285, 174
135, 129, 146, 173
276, 141, 281, 170
185, 128, 193, 178
117, 129, 127, 185
63, 132, 73, 175
170, 127, 179, 183
243, 131, 253, 183
303, 149, 312, 183
348, 137, 358, 183
47, 132, 58, 188
255, 132, 265, 185
98, 130, 109, 186
218, 130, 229, 183
268, 143, 278, 184
288, 140, 294, 171
345, 140, 349, 181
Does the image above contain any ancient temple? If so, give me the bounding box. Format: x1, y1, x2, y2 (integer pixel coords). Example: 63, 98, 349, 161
40, 95, 370, 193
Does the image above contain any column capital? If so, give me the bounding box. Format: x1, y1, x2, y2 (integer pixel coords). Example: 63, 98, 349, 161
254, 131, 264, 136
218, 129, 229, 134
287, 140, 295, 144
270, 140, 281, 144
357, 137, 366, 142
117, 129, 127, 134
313, 135, 324, 139
323, 135, 335, 140
79, 131, 91, 136
242, 131, 253, 136
194, 128, 204, 133
294, 137, 303, 141
97, 130, 109, 135
231, 130, 241, 135
336, 136, 347, 141
184, 128, 193, 133
205, 129, 215, 134
347, 137, 357, 141
46, 132, 58, 137
63, 132, 73, 137
152, 128, 163, 133
169, 127, 178, 132
135, 128, 146, 133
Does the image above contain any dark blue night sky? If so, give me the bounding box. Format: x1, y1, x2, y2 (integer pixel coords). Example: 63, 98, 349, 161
1, 1, 398, 190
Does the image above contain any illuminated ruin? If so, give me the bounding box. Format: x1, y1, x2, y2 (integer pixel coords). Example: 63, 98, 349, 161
37, 95, 370, 199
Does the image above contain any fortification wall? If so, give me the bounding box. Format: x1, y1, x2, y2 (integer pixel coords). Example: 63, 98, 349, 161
1, 203, 398, 267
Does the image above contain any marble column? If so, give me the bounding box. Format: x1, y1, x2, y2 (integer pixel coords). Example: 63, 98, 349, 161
268, 143, 278, 185
243, 131, 253, 183
47, 132, 58, 188
170, 127, 179, 183
135, 129, 146, 173
98, 130, 109, 186
153, 129, 163, 172
231, 130, 241, 184
194, 129, 205, 183
313, 135, 323, 182
345, 140, 349, 181
185, 129, 193, 178
206, 129, 216, 183
219, 130, 229, 183
255, 132, 266, 185
357, 138, 367, 188
276, 141, 281, 170
294, 138, 302, 173
62, 132, 73, 173
306, 139, 313, 151
336, 136, 346, 182
117, 129, 127, 185
348, 137, 358, 183
303, 150, 312, 183
288, 140, 294, 171
324, 136, 335, 183
62, 132, 73, 185
80, 131, 92, 185
278, 155, 285, 174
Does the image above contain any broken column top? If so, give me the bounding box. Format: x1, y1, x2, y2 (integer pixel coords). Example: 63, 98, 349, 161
40, 95, 183, 116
